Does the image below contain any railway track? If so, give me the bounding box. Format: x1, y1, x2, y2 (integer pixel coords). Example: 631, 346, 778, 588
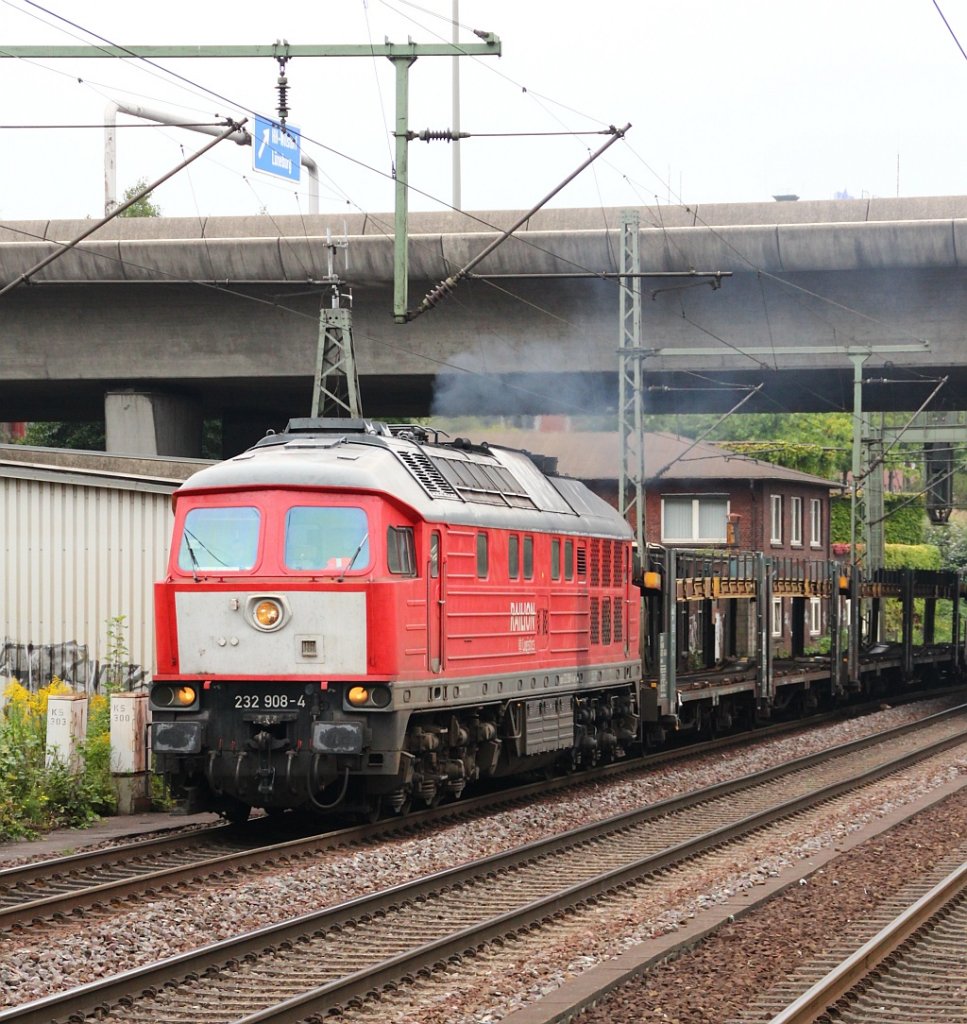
757, 860, 967, 1024
0, 697, 956, 932
2, 704, 964, 1024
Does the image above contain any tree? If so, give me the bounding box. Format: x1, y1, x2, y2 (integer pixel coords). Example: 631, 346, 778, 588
926, 517, 967, 572
21, 421, 105, 450
645, 412, 853, 479
118, 179, 161, 218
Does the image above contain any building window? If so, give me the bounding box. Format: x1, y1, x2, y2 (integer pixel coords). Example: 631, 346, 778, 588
809, 597, 821, 635
810, 499, 822, 547
791, 496, 802, 546
661, 495, 728, 543
771, 597, 783, 637
770, 494, 783, 544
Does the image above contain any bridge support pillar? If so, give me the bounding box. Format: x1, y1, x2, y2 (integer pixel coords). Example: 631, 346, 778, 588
105, 390, 201, 457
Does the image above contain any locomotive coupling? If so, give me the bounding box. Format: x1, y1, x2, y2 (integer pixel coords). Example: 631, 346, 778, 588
248, 729, 289, 752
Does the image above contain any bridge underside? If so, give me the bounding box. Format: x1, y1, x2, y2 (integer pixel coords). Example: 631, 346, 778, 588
5, 200, 967, 455
6, 366, 967, 422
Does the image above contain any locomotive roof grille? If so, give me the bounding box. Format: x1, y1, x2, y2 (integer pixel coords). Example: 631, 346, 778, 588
394, 449, 461, 499
430, 455, 538, 509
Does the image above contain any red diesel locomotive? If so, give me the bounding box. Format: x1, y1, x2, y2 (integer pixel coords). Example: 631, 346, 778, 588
151, 418, 641, 820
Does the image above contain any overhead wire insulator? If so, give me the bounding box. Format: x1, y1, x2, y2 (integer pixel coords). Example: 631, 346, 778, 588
408, 129, 471, 143
276, 57, 290, 130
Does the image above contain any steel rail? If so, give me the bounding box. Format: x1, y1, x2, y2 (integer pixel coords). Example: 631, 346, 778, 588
766, 861, 967, 1024
0, 822, 234, 888
0, 701, 869, 922
1, 691, 961, 931
2, 707, 964, 1024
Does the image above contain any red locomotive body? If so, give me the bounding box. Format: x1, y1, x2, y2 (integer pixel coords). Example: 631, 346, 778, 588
151, 419, 641, 820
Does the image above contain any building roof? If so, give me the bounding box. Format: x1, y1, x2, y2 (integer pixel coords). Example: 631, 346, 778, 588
455, 429, 841, 489
0, 443, 209, 482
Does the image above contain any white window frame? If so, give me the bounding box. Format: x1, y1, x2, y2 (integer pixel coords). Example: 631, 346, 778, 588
790, 496, 803, 546
810, 498, 822, 547
809, 597, 821, 635
660, 494, 729, 544
771, 596, 783, 637
770, 494, 783, 544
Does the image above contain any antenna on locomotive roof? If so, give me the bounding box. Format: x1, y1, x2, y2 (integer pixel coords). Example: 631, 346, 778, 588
310, 228, 362, 420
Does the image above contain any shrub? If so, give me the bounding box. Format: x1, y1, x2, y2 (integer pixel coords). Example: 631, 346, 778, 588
0, 679, 115, 839
883, 544, 942, 570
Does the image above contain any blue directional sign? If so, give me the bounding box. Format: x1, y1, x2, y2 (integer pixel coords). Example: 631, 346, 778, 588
253, 115, 301, 182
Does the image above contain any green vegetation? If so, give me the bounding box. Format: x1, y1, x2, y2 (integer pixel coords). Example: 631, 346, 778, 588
118, 178, 162, 218
21, 420, 106, 450
883, 544, 941, 570
927, 516, 967, 573
0, 680, 116, 840
646, 412, 853, 478
0, 617, 145, 840
830, 494, 927, 546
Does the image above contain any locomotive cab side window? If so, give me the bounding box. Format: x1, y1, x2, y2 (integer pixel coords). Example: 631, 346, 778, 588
284, 506, 370, 571
551, 538, 561, 580
387, 526, 416, 575
429, 532, 440, 578
178, 506, 260, 572
523, 535, 534, 579
509, 535, 520, 579
476, 532, 489, 578
565, 539, 574, 580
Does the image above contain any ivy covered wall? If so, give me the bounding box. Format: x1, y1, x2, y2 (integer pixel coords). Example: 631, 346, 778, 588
830, 494, 926, 546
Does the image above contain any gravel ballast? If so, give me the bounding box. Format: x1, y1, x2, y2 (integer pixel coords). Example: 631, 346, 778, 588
0, 698, 963, 1014
570, 784, 967, 1024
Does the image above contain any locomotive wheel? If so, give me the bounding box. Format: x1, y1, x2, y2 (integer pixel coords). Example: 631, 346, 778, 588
386, 786, 413, 816
362, 795, 383, 824
223, 799, 251, 825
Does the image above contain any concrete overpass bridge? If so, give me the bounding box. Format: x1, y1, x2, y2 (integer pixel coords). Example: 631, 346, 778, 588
3, 196, 967, 455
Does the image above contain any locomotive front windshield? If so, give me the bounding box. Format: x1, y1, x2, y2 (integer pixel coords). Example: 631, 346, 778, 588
178, 507, 261, 572
284, 506, 370, 571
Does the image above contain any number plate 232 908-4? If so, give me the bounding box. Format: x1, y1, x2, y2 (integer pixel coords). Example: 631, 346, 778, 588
233, 691, 307, 711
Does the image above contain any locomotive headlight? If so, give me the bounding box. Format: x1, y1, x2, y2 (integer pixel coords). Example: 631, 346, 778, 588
153, 685, 175, 708
151, 683, 198, 711
370, 685, 391, 708
345, 684, 391, 709
253, 598, 283, 630
174, 685, 197, 707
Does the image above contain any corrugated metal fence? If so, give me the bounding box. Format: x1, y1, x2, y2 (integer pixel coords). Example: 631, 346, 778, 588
1, 453, 186, 693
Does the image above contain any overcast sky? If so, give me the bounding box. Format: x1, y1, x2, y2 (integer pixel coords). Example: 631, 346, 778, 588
2, 1, 967, 222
